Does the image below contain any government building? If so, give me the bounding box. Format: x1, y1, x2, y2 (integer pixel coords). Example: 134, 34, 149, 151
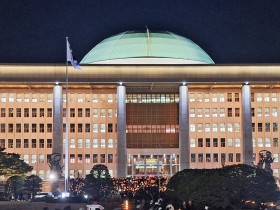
0, 31, 280, 191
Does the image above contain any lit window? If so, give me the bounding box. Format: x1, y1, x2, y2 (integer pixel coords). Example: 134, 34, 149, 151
190, 108, 195, 117
108, 139, 113, 148
190, 138, 196, 147
100, 139, 106, 148
228, 138, 233, 147
235, 138, 240, 147
93, 139, 98, 148
190, 124, 195, 132
258, 138, 263, 147
70, 139, 75, 148
256, 93, 262, 102
265, 138, 271, 147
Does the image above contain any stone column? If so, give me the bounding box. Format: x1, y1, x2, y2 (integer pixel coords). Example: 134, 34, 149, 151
117, 84, 127, 177
242, 83, 253, 165
51, 84, 63, 191
179, 84, 189, 170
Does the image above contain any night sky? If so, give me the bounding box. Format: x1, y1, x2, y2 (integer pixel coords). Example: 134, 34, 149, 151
1, 0, 280, 64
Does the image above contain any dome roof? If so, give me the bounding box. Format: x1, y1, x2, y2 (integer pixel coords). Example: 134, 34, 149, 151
80, 31, 214, 64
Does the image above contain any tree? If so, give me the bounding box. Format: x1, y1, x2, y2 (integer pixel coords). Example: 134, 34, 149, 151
166, 164, 278, 209
83, 164, 114, 199
5, 176, 25, 200
0, 148, 33, 177
23, 175, 43, 200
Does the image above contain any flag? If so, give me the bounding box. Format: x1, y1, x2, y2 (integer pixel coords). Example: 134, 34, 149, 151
67, 40, 81, 70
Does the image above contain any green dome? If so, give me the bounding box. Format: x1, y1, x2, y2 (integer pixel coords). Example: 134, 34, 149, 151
80, 31, 214, 64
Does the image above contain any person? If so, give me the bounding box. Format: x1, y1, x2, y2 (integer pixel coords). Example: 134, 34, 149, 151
86, 197, 104, 210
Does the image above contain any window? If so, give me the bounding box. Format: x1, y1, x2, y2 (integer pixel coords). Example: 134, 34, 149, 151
70, 139, 75, 148
205, 108, 210, 117
39, 108, 44, 117
235, 108, 240, 117
273, 138, 278, 147
197, 93, 202, 102
9, 108, 14, 117
16, 108, 21, 117
85, 154, 90, 164
265, 138, 271, 147
108, 154, 113, 163
190, 139, 196, 147
272, 107, 278, 117
78, 154, 83, 163
228, 138, 233, 147
9, 93, 14, 102
16, 139, 21, 148
70, 154, 75, 163
227, 108, 232, 117
235, 138, 241, 147
8, 139, 13, 148
78, 94, 83, 102
47, 93, 52, 102
228, 153, 233, 162
252, 123, 255, 132
93, 154, 98, 163
190, 108, 195, 117
198, 138, 203, 147
16, 124, 21, 133
235, 93, 239, 102
0, 139, 6, 148
39, 139, 44, 148
197, 108, 202, 117
273, 123, 278, 132
47, 139, 52, 148
100, 124, 106, 133
93, 124, 98, 133
108, 139, 113, 148
85, 139, 90, 148
1, 93, 6, 102
212, 94, 217, 102
206, 153, 211, 162
257, 108, 262, 117
227, 123, 233, 132
236, 153, 241, 162
191, 154, 196, 162
93, 139, 98, 148
31, 155, 36, 164
8, 124, 13, 133
100, 109, 106, 117
85, 124, 90, 133
234, 123, 240, 132
264, 108, 270, 118
39, 124, 44, 133
78, 108, 83, 117
23, 155, 29, 164
265, 123, 270, 132
39, 154, 44, 163
206, 138, 210, 147
85, 108, 90, 117
70, 108, 75, 117
258, 123, 262, 132
85, 94, 90, 102
273, 154, 279, 163
0, 124, 5, 133
251, 108, 255, 117
24, 139, 29, 148
221, 138, 225, 147
1, 108, 6, 117
190, 124, 195, 132
213, 154, 218, 162
213, 138, 218, 147
32, 108, 37, 117
100, 154, 106, 163
70, 124, 75, 132
100, 139, 106, 148
205, 93, 210, 102
258, 138, 263, 147
93, 108, 98, 117
212, 123, 218, 132
197, 123, 203, 132
108, 109, 113, 118
227, 93, 232, 102
256, 93, 262, 102
189, 93, 195, 102
108, 123, 113, 133
32, 139, 36, 148
220, 123, 225, 132
47, 108, 52, 117
264, 93, 270, 102
220, 108, 225, 117
78, 139, 83, 148
78, 124, 83, 133
205, 123, 210, 132
198, 154, 203, 162
47, 124, 52, 132
212, 108, 217, 117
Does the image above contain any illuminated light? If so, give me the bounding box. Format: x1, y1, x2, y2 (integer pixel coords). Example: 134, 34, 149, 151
245, 81, 249, 85
55, 82, 59, 85
119, 82, 123, 85
182, 82, 186, 85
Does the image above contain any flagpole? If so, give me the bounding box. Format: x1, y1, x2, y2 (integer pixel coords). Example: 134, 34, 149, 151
65, 37, 69, 192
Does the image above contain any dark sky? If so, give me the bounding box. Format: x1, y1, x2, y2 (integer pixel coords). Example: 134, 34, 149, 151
1, 0, 280, 64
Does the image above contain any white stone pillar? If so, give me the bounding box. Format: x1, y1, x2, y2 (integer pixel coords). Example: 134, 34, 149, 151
117, 84, 127, 177
53, 84, 63, 157
242, 84, 253, 165
179, 84, 189, 170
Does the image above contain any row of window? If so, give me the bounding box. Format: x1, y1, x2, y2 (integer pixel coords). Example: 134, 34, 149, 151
190, 137, 279, 148
23, 153, 114, 165
0, 138, 116, 149
0, 123, 116, 133
189, 92, 280, 103
0, 93, 116, 103
126, 94, 179, 103
0, 108, 117, 118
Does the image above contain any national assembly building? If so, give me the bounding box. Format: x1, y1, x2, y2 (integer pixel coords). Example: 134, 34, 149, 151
0, 31, 280, 191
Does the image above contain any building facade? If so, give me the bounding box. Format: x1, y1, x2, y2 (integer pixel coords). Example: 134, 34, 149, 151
0, 31, 280, 190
